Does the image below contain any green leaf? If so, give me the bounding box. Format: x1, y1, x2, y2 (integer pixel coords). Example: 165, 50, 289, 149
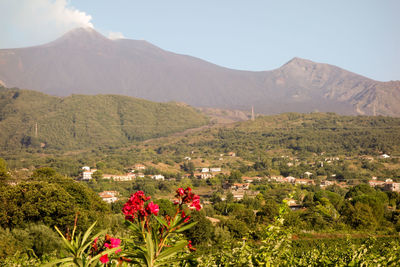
54, 226, 76, 254
156, 240, 188, 264
76, 229, 108, 257
154, 215, 169, 228
87, 246, 121, 265
81, 221, 97, 246
145, 232, 155, 265
42, 256, 74, 266
174, 221, 198, 233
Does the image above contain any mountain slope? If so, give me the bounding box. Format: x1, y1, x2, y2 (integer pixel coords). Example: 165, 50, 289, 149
0, 27, 399, 116
0, 87, 208, 150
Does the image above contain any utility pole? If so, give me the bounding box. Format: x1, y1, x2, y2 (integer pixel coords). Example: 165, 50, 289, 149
35, 122, 38, 138
251, 106, 255, 121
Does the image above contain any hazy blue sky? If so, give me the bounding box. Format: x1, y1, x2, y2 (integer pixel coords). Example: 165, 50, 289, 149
1, 0, 399, 81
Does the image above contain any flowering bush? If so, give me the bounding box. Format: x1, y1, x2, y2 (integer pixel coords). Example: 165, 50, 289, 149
44, 221, 121, 267
47, 187, 201, 266
120, 188, 202, 266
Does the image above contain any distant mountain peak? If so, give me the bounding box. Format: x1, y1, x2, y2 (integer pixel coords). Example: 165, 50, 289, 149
282, 57, 314, 67
48, 27, 111, 47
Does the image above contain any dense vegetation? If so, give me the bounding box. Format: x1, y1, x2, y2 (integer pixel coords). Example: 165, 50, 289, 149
1, 164, 400, 265
152, 112, 400, 161
1, 103, 400, 265
0, 87, 208, 151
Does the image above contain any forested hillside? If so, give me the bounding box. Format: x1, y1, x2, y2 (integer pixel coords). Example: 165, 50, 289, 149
153, 112, 400, 160
0, 87, 208, 151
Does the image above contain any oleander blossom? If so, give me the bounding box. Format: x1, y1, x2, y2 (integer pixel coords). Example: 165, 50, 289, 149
100, 254, 109, 264
181, 211, 191, 223
146, 201, 160, 216
177, 187, 185, 196
122, 191, 160, 221
96, 235, 121, 264
175, 187, 202, 211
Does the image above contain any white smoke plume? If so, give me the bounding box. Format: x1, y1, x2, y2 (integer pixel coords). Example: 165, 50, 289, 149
0, 0, 94, 48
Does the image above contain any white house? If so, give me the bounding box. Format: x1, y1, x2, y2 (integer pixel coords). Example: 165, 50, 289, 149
82, 171, 93, 180
320, 180, 336, 188
102, 173, 135, 181
210, 168, 222, 172
99, 191, 119, 203
380, 154, 390, 159
81, 166, 98, 180
384, 182, 400, 192
284, 176, 296, 183
231, 183, 250, 190
201, 168, 210, 173
151, 174, 165, 180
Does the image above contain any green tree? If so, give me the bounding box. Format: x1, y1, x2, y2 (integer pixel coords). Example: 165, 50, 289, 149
0, 158, 11, 184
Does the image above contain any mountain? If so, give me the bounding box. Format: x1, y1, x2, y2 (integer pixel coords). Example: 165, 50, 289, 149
0, 27, 399, 116
0, 87, 208, 150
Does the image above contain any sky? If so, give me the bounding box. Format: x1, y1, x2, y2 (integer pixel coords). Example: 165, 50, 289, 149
0, 0, 399, 81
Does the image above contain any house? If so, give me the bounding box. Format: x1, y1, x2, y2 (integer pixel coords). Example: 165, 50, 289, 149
227, 152, 236, 157
137, 172, 145, 178
231, 183, 250, 190
81, 166, 98, 180
320, 180, 336, 188
269, 175, 285, 183
103, 173, 135, 181
194, 172, 213, 179
184, 157, 191, 161
284, 198, 303, 210
384, 182, 400, 192
242, 177, 255, 183
379, 154, 390, 159
134, 164, 146, 170
210, 168, 222, 172
151, 174, 165, 180
232, 190, 245, 200
284, 176, 296, 183
98, 191, 119, 203
82, 171, 93, 180
368, 179, 385, 187
201, 168, 210, 173
295, 179, 314, 185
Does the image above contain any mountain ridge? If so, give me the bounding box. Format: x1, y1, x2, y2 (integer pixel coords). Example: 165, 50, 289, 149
0, 27, 399, 116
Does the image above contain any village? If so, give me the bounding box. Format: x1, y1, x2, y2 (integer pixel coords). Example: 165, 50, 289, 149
78, 152, 400, 205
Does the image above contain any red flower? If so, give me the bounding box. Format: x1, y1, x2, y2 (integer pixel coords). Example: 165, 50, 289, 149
188, 240, 196, 251
184, 215, 191, 223
173, 187, 202, 210
122, 191, 153, 221
181, 211, 191, 223
176, 188, 185, 196
100, 254, 109, 264
190, 195, 202, 211
105, 237, 121, 253
146, 201, 159, 216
